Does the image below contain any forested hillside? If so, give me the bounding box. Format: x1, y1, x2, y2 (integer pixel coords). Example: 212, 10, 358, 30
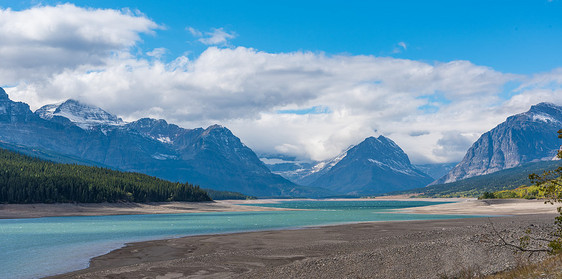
389, 160, 561, 198
0, 148, 211, 203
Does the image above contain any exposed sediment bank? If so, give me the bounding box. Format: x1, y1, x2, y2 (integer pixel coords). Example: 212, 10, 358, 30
48, 199, 560, 279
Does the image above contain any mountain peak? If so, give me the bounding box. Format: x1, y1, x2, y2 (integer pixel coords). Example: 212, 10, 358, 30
308, 135, 432, 194
0, 87, 36, 123
206, 124, 226, 130
527, 102, 562, 118
351, 135, 410, 166
531, 102, 560, 110
36, 99, 125, 129
0, 87, 8, 100
435, 102, 562, 184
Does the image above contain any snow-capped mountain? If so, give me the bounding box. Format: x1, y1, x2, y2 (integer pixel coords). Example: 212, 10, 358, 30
262, 136, 433, 195
306, 136, 433, 194
300, 145, 354, 184
259, 145, 354, 186
0, 88, 325, 197
35, 99, 125, 130
259, 155, 318, 185
434, 102, 562, 184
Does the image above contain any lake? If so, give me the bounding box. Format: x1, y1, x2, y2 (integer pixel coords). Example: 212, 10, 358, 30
0, 200, 478, 279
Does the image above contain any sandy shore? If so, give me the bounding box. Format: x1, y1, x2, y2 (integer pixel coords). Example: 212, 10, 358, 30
399, 198, 559, 215
0, 200, 298, 219
42, 199, 560, 279
2, 198, 556, 219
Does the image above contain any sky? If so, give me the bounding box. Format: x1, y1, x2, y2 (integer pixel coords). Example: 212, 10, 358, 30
1, 1, 561, 164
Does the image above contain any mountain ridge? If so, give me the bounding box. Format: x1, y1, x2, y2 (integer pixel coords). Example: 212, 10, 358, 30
434, 102, 562, 184
0, 89, 324, 197
291, 136, 435, 195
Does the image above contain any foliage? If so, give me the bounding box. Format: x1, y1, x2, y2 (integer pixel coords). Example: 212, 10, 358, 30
478, 191, 496, 199
0, 148, 211, 203
487, 185, 546, 199
390, 160, 561, 198
485, 253, 562, 279
528, 129, 562, 254
205, 189, 256, 200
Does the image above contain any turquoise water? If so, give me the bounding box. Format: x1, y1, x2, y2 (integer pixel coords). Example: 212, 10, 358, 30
0, 200, 478, 279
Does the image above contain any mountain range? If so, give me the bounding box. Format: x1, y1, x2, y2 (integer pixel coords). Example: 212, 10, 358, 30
1, 85, 561, 198
0, 87, 325, 197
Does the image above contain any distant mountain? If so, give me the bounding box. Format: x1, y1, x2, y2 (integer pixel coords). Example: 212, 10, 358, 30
260, 145, 355, 186
393, 160, 562, 198
36, 99, 125, 130
258, 154, 316, 184
0, 87, 37, 123
306, 136, 433, 195
414, 162, 458, 180
0, 87, 325, 197
435, 102, 562, 184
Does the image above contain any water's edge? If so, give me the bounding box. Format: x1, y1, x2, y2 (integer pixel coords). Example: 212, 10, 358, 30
1, 200, 483, 279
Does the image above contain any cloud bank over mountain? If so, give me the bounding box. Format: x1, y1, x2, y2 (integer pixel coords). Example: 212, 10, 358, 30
2, 4, 562, 164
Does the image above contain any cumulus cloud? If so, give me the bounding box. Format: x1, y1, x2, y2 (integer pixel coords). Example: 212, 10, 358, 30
188, 27, 237, 45
0, 4, 159, 84
2, 4, 561, 164
7, 46, 522, 163
432, 131, 477, 161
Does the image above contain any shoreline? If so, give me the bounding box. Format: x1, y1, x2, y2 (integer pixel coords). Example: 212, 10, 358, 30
38, 198, 559, 278
0, 198, 458, 219
0, 200, 299, 219
1, 198, 557, 219
54, 213, 560, 279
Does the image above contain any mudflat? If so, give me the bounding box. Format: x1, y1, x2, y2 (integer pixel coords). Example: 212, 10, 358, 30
50, 199, 560, 279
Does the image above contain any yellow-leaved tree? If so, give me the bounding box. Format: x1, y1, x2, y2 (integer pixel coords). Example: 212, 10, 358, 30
529, 129, 562, 253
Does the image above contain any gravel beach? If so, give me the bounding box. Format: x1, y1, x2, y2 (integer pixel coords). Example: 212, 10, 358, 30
54, 213, 559, 279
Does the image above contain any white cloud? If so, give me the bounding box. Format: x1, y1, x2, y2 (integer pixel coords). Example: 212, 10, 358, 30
187, 26, 202, 37
2, 5, 561, 165
393, 41, 407, 53
189, 27, 237, 45
0, 4, 159, 84
6, 46, 524, 163
146, 48, 167, 59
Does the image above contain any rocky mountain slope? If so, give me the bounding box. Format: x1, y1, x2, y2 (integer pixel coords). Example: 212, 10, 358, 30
261, 137, 434, 195
0, 87, 323, 197
435, 102, 562, 184
306, 136, 433, 195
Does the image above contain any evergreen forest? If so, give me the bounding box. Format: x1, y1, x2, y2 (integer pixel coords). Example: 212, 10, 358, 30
0, 148, 212, 203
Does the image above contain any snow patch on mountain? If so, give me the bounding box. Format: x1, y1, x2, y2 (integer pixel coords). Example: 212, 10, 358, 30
368, 158, 415, 175
156, 136, 172, 144
532, 113, 559, 123
306, 145, 354, 176
36, 99, 125, 130
151, 153, 178, 160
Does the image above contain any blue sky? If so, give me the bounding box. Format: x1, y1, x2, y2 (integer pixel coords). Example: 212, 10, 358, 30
5, 0, 562, 74
0, 1, 561, 163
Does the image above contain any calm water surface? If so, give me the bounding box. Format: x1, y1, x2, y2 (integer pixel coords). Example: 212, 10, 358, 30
0, 200, 477, 279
